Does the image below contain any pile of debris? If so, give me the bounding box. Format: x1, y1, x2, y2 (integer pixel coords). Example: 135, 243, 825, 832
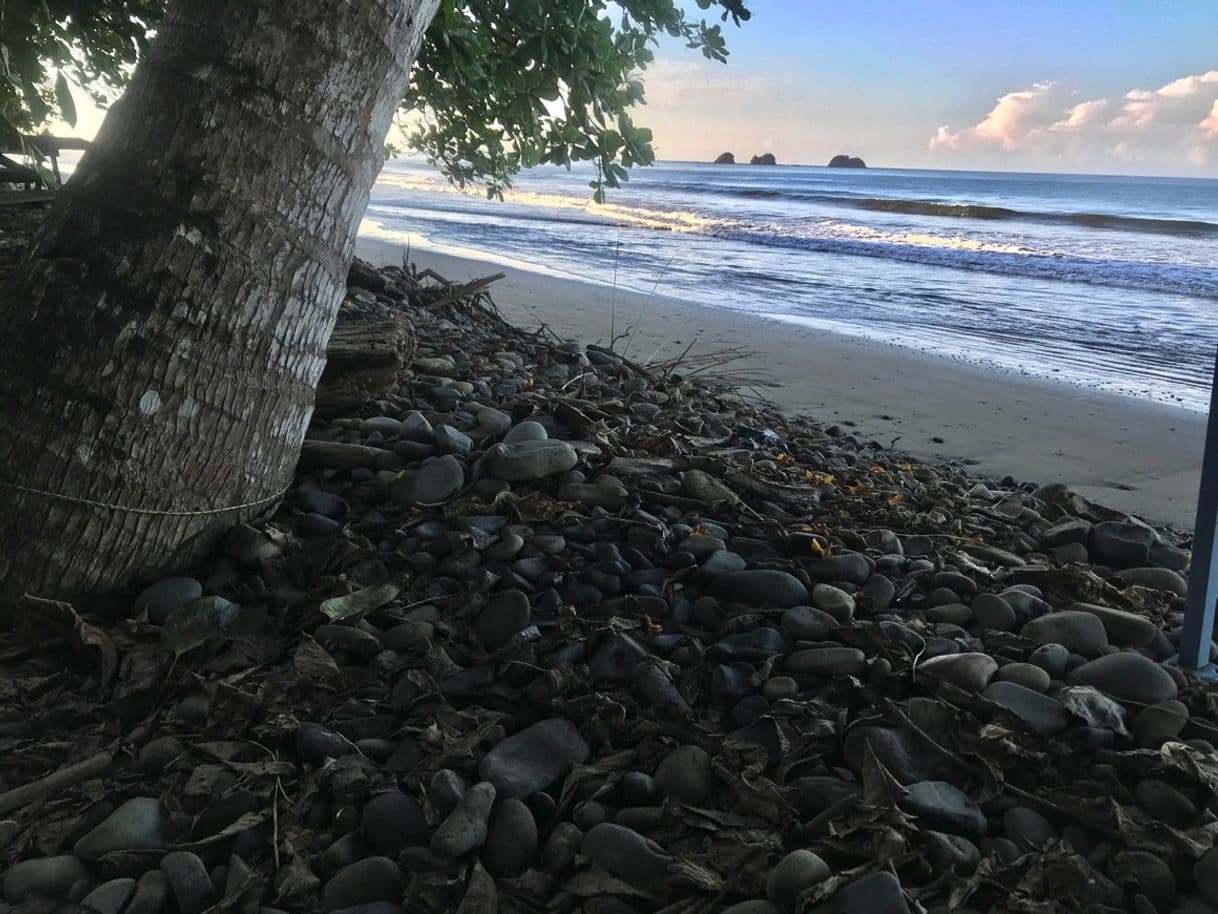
1, 256, 1213, 914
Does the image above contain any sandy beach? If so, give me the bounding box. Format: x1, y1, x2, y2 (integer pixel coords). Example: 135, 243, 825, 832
357, 236, 1207, 529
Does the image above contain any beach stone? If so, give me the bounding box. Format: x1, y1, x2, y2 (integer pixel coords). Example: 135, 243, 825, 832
918, 652, 997, 692
1090, 521, 1158, 569
1070, 602, 1158, 647
811, 584, 855, 621
971, 593, 1016, 631
298, 485, 347, 519
808, 552, 871, 586
1021, 611, 1108, 654
321, 857, 405, 912
982, 681, 1069, 735
297, 721, 351, 761
700, 549, 748, 577
718, 570, 810, 608
766, 850, 831, 913
1109, 851, 1176, 910
478, 718, 590, 799
361, 791, 429, 854
4, 855, 90, 902
431, 782, 495, 858
861, 575, 896, 611
390, 455, 464, 506
1069, 653, 1178, 704
125, 870, 168, 914
80, 878, 136, 914
764, 676, 799, 701
809, 871, 909, 914
678, 533, 726, 560
590, 632, 649, 680
1132, 700, 1188, 745
581, 823, 672, 897
1114, 567, 1188, 597
898, 781, 986, 841
921, 831, 979, 875
135, 577, 202, 624
1136, 778, 1197, 827
1029, 643, 1070, 679
399, 412, 434, 442
654, 745, 713, 806
724, 903, 781, 914
483, 799, 538, 876
161, 851, 216, 914
1043, 519, 1091, 547
478, 407, 513, 436
137, 735, 185, 773
1197, 847, 1218, 905
74, 796, 171, 860
360, 415, 402, 438
503, 420, 548, 444
542, 821, 583, 873
712, 627, 788, 661
927, 602, 972, 625
842, 726, 944, 785
434, 424, 473, 456
487, 439, 577, 480
787, 647, 866, 677
476, 589, 530, 650
781, 606, 838, 641
1003, 807, 1053, 848
634, 660, 691, 713
997, 662, 1051, 692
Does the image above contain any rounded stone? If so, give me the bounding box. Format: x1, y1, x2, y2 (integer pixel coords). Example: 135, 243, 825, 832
654, 745, 714, 806
390, 455, 464, 506
1131, 700, 1188, 745
581, 823, 672, 897
1135, 779, 1197, 827
917, 652, 997, 692
718, 571, 810, 608
787, 647, 866, 677
482, 799, 538, 876
996, 662, 1051, 693
542, 821, 583, 873
134, 577, 203, 624
1021, 612, 1109, 654
476, 590, 531, 650
320, 857, 406, 912
431, 782, 496, 858
360, 791, 429, 855
1003, 807, 1054, 848
4, 855, 90, 903
765, 850, 831, 913
781, 606, 838, 641
1028, 643, 1070, 679
160, 851, 216, 914
763, 676, 799, 701
503, 421, 549, 444
80, 878, 136, 914
487, 440, 577, 480
1068, 653, 1178, 704
971, 593, 1016, 631
811, 584, 855, 622
74, 797, 172, 861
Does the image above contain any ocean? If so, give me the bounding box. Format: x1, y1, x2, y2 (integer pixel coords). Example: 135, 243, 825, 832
363, 159, 1218, 409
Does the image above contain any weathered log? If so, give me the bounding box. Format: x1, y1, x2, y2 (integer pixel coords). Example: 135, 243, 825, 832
315, 314, 416, 417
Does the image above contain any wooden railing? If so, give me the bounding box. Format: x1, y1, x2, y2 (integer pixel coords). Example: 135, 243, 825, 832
0, 135, 92, 205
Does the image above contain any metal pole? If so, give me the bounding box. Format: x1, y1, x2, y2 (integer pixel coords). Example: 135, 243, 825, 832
1178, 344, 1218, 678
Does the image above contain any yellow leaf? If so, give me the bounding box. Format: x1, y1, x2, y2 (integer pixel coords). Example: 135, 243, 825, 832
810, 539, 827, 556
897, 463, 913, 471
886, 494, 904, 507
868, 465, 886, 477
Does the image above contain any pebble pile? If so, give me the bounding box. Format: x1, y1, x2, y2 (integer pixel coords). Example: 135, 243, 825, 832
1, 259, 1215, 914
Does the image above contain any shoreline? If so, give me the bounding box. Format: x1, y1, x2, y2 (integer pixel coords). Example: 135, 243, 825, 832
356, 235, 1207, 529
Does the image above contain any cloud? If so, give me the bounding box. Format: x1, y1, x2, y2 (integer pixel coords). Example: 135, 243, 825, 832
930, 71, 1218, 170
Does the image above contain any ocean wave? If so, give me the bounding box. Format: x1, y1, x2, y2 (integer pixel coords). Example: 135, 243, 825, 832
655, 180, 1218, 236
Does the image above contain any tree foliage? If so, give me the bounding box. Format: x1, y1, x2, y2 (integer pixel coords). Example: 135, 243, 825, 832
1, 0, 749, 197
0, 0, 159, 143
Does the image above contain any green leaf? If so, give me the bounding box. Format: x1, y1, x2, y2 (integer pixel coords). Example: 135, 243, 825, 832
320, 582, 401, 622
54, 71, 76, 126
161, 596, 242, 657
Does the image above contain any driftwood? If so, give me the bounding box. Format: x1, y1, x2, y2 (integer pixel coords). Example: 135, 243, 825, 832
314, 315, 415, 418
0, 752, 112, 814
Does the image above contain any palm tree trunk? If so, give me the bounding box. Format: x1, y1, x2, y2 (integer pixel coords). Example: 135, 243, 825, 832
0, 0, 438, 603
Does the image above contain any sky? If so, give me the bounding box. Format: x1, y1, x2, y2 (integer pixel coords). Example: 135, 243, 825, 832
641, 0, 1218, 176
54, 1, 1217, 178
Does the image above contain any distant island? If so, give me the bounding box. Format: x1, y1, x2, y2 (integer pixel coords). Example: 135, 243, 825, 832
828, 154, 866, 168
749, 153, 777, 165
713, 152, 735, 164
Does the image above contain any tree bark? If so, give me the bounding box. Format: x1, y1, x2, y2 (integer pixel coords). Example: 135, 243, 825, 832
0, 0, 438, 603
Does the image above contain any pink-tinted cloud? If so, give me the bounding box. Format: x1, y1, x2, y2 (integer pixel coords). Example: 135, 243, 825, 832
931, 71, 1218, 170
